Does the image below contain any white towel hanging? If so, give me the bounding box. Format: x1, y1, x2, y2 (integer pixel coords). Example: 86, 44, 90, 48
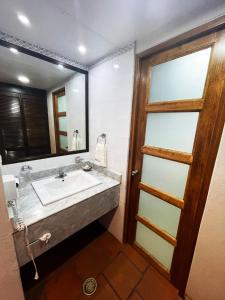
71, 130, 81, 151
94, 134, 107, 167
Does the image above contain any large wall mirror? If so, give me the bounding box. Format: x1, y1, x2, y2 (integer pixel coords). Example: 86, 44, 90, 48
0, 41, 88, 164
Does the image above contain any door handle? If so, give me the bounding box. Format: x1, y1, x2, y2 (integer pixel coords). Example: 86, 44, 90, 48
131, 170, 139, 176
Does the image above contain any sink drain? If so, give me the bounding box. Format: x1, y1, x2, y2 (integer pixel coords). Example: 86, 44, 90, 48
82, 277, 98, 296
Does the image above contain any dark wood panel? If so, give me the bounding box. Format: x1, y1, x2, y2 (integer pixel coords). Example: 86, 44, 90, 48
0, 93, 25, 161
0, 83, 51, 162
22, 94, 50, 153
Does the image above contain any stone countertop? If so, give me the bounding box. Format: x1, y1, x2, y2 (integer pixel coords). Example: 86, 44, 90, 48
15, 168, 121, 228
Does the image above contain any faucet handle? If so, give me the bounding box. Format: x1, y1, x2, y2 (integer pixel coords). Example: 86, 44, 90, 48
75, 156, 84, 163
21, 165, 32, 172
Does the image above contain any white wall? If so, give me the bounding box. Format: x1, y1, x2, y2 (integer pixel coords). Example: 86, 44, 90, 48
185, 127, 225, 300
47, 73, 86, 153
66, 73, 86, 151
89, 49, 135, 241
136, 6, 225, 53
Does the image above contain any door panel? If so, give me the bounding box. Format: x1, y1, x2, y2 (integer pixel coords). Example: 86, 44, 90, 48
59, 135, 68, 151
141, 155, 189, 198
58, 95, 67, 112
145, 112, 199, 152
149, 47, 211, 102
58, 116, 67, 132
136, 222, 174, 270
138, 191, 181, 237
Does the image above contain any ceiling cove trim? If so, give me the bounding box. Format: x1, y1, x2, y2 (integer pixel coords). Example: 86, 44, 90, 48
0, 31, 88, 71
88, 41, 136, 69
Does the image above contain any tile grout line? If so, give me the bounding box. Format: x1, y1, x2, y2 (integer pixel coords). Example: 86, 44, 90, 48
102, 248, 148, 300
125, 265, 147, 300
121, 245, 150, 299
121, 247, 149, 274
101, 272, 122, 300
100, 248, 124, 299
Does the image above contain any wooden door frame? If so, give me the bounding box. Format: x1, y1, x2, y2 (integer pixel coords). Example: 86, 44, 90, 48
52, 87, 68, 153
124, 17, 225, 297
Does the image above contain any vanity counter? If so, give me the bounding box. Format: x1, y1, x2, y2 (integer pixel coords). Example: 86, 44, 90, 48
17, 169, 120, 227
12, 165, 121, 266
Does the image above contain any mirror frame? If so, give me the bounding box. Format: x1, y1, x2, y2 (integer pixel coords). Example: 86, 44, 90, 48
0, 39, 89, 165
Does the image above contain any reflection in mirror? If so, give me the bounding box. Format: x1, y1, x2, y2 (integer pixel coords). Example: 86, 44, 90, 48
0, 43, 88, 164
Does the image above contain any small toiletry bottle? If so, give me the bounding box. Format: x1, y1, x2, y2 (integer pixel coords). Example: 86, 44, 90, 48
19, 165, 32, 187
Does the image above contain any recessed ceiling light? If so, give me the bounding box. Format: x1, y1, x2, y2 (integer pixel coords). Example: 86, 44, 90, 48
9, 47, 19, 54
17, 13, 30, 26
58, 64, 64, 69
18, 75, 30, 84
78, 45, 87, 54
113, 64, 119, 69
73, 88, 79, 93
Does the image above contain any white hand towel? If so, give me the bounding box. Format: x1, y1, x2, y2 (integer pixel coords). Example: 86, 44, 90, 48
94, 142, 107, 167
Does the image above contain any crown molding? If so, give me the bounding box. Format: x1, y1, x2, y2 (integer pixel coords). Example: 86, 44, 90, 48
0, 31, 88, 71
88, 41, 136, 69
0, 30, 135, 71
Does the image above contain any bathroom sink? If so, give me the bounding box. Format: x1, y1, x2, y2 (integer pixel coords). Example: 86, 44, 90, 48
32, 170, 101, 206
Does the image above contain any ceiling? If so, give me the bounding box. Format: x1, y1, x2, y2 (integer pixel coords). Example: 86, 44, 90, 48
0, 44, 76, 90
0, 0, 225, 66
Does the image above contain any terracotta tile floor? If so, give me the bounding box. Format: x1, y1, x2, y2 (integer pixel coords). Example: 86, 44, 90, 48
25, 231, 178, 300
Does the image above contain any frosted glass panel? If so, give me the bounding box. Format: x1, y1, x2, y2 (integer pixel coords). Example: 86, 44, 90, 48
145, 112, 199, 152
136, 222, 174, 270
141, 155, 189, 198
138, 191, 181, 237
58, 117, 67, 132
58, 95, 67, 112
149, 48, 211, 102
59, 135, 68, 150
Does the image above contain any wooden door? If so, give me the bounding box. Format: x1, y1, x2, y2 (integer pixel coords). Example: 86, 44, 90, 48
53, 88, 68, 153
125, 30, 225, 295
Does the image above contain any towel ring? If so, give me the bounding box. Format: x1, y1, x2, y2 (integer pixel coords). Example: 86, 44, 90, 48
97, 133, 106, 144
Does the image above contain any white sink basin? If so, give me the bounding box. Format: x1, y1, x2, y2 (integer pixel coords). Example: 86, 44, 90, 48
32, 170, 101, 206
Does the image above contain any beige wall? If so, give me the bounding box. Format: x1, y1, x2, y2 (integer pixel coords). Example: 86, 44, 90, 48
0, 167, 24, 300
186, 126, 225, 300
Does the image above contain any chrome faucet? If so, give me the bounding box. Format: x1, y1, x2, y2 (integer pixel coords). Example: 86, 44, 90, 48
55, 168, 67, 179
75, 156, 84, 164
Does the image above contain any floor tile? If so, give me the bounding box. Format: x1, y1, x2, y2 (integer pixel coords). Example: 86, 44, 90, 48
104, 252, 142, 300
74, 231, 121, 279
97, 231, 122, 258
128, 291, 143, 300
122, 244, 149, 273
76, 274, 119, 300
25, 281, 46, 300
136, 266, 178, 300
44, 262, 82, 300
